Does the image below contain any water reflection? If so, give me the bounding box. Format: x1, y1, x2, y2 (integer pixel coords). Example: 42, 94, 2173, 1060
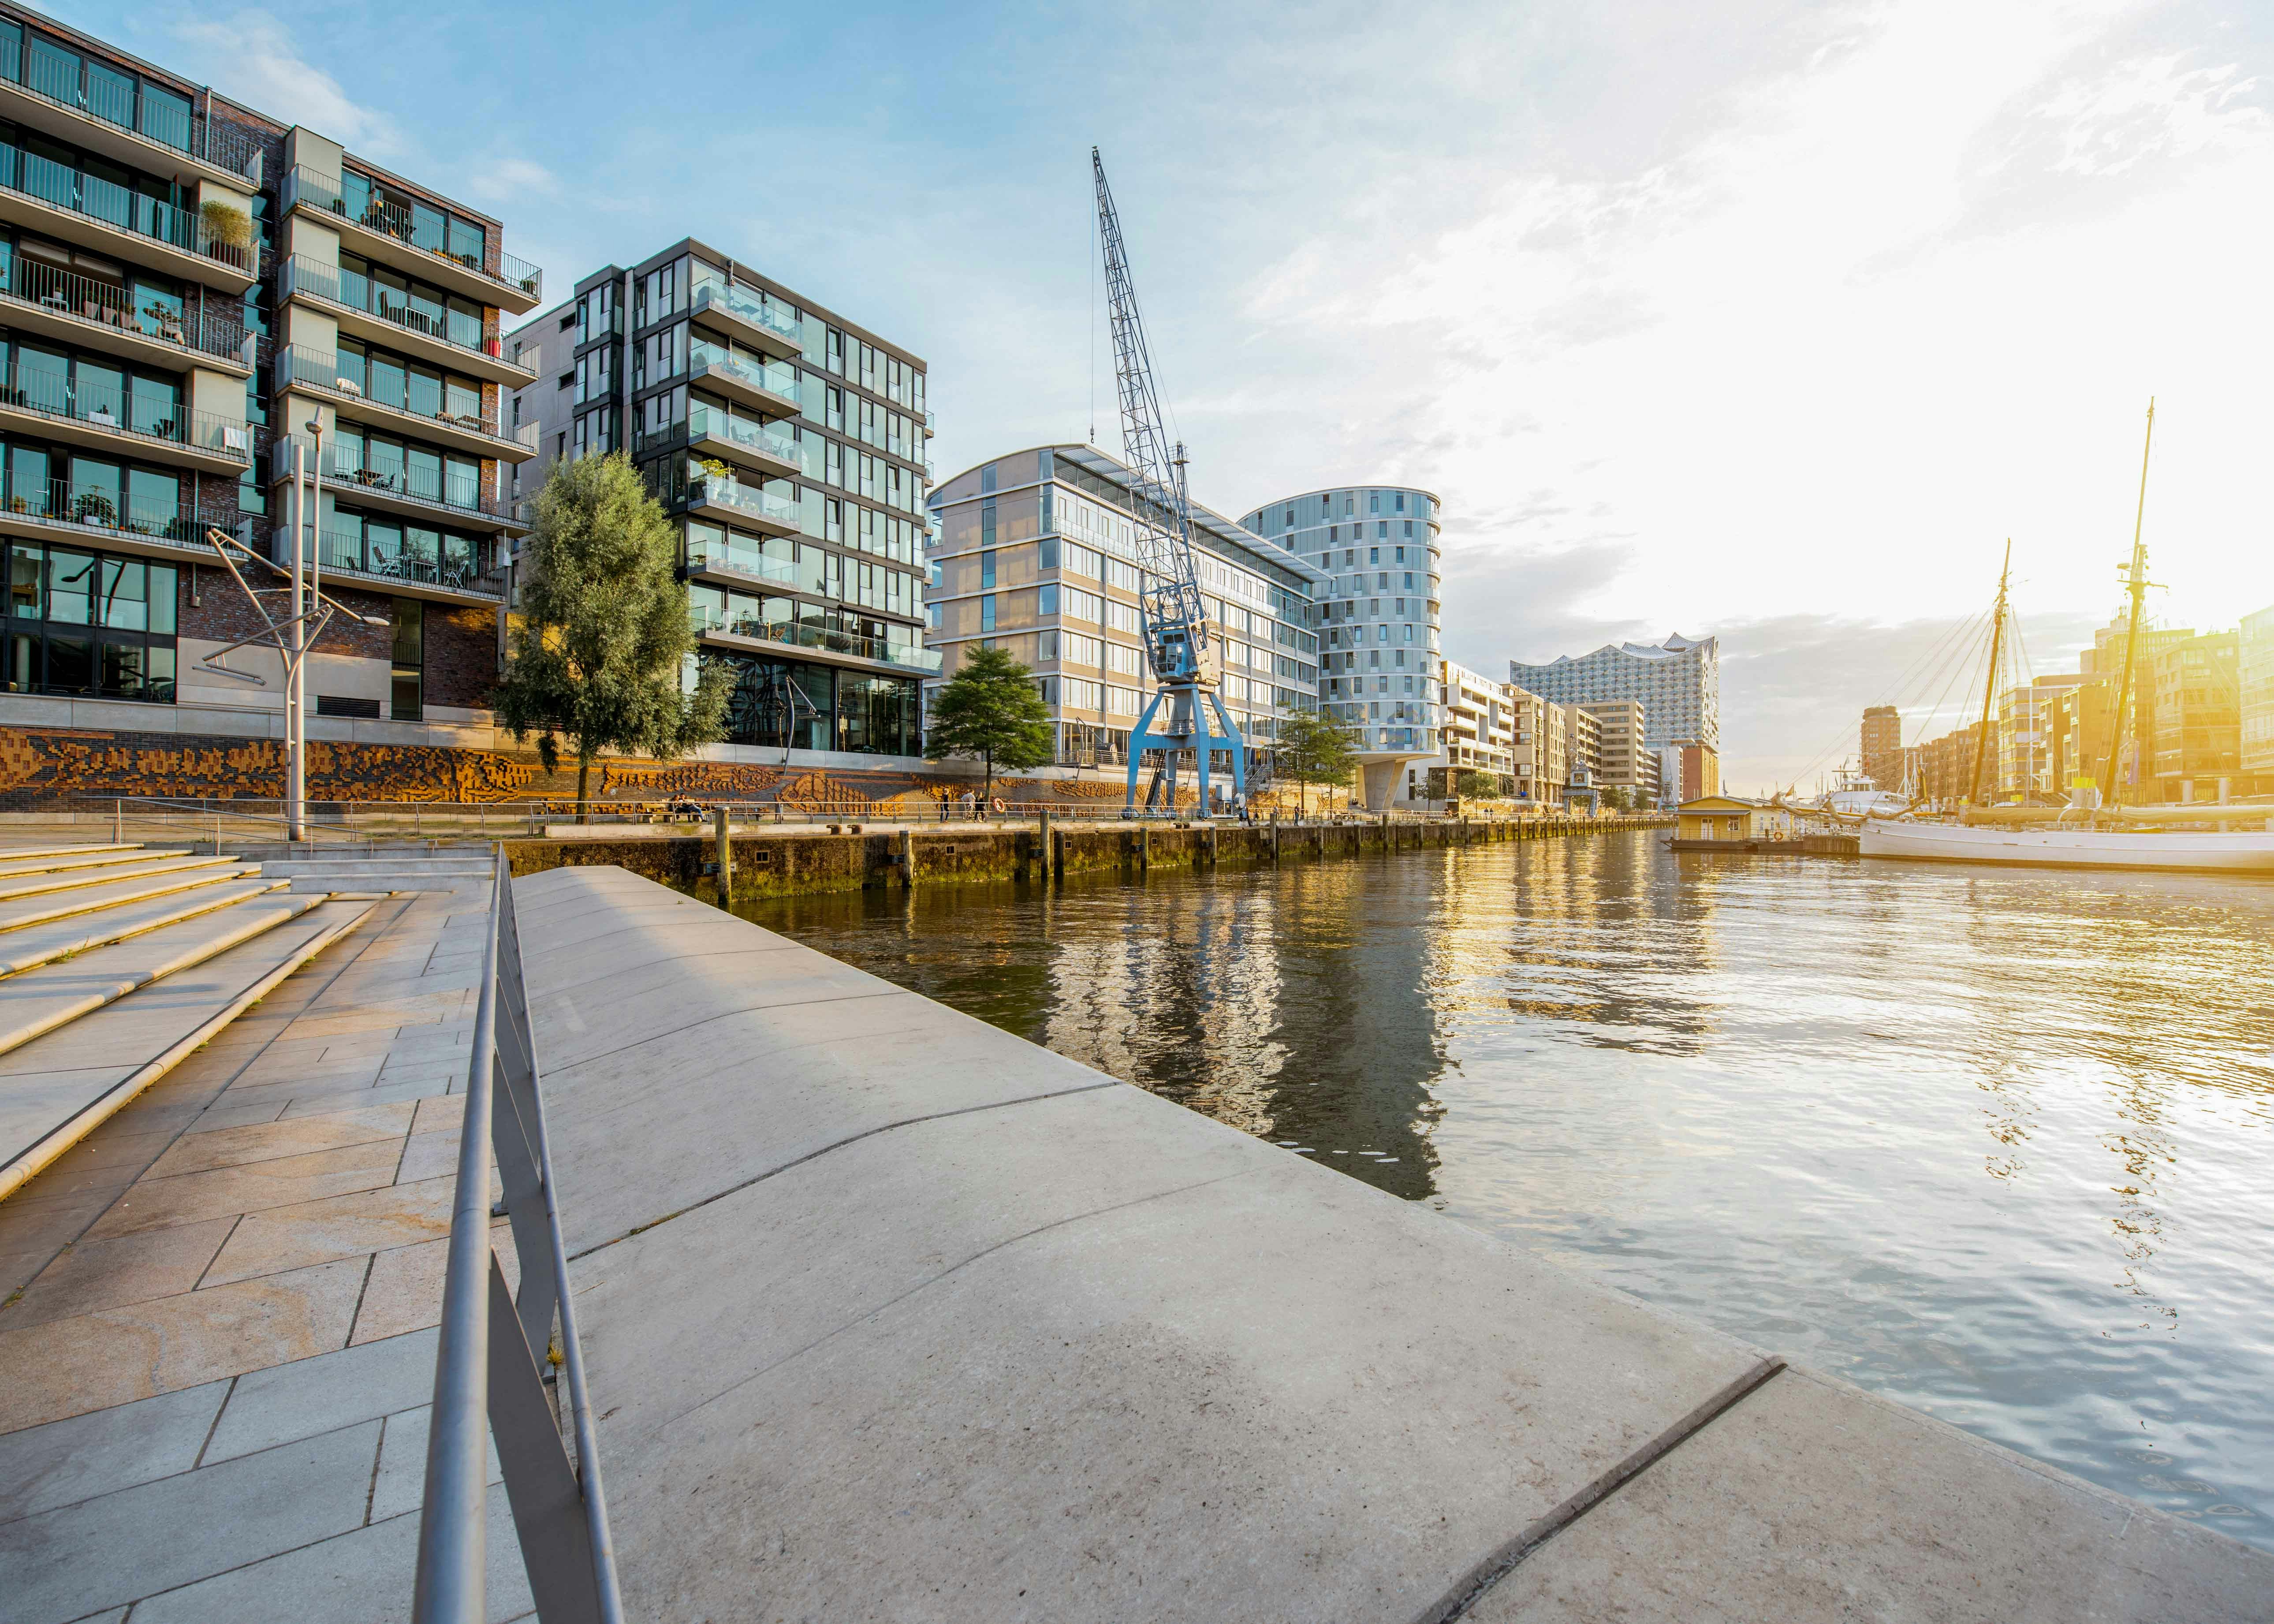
746, 833, 2274, 1548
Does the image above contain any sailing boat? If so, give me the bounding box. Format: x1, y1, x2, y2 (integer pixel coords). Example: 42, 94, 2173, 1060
1861, 402, 2274, 875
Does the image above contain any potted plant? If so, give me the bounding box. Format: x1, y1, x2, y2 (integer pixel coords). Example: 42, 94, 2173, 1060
200, 201, 252, 256
75, 491, 116, 528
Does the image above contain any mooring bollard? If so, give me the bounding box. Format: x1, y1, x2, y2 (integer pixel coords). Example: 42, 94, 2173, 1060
713, 806, 734, 910
900, 827, 916, 887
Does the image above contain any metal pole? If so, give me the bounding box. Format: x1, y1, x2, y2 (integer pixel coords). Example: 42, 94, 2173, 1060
306, 417, 326, 833
412, 854, 503, 1622
287, 440, 306, 842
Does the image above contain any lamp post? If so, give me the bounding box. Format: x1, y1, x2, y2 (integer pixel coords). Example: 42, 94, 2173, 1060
287, 439, 306, 842
300, 416, 325, 838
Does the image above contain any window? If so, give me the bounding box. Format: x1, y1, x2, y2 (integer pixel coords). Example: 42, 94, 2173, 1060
4, 539, 175, 700
980, 594, 995, 632
980, 549, 995, 589
1037, 582, 1059, 615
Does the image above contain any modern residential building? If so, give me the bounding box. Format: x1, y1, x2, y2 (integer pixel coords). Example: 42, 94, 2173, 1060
1578, 699, 1657, 806
2148, 631, 2240, 799
1512, 633, 1719, 753
1563, 703, 1602, 802
1241, 484, 1442, 810
1411, 658, 1515, 803
510, 241, 934, 757
1996, 674, 2091, 800
1661, 739, 1720, 805
2244, 603, 2274, 783
926, 444, 1321, 784
0, 5, 539, 725
1509, 687, 1567, 808
1860, 704, 1902, 789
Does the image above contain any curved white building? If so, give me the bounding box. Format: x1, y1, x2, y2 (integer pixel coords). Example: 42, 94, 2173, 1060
1241, 484, 1443, 810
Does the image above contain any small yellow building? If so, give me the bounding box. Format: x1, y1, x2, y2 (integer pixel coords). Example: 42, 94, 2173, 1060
1674, 795, 1793, 844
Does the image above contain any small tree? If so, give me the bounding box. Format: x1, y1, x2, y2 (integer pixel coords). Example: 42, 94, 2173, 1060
492, 451, 727, 818
1275, 704, 1359, 815
924, 644, 1053, 802
1601, 785, 1632, 812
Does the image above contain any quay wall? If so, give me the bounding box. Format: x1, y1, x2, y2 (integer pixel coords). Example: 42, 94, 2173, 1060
518, 864, 2270, 1622
502, 814, 1665, 902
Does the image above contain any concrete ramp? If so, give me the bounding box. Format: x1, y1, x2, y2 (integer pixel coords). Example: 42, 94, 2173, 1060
521, 866, 2271, 1623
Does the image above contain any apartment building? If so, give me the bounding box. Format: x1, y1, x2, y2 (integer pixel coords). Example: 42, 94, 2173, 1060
1512, 633, 1719, 753
1578, 698, 1658, 806
2244, 603, 2274, 783
2149, 631, 2241, 798
0, 4, 541, 726
1564, 703, 1602, 800
1860, 704, 1902, 789
1408, 658, 1514, 803
509, 241, 933, 757
1508, 686, 1566, 808
1242, 484, 1443, 810
926, 444, 1321, 781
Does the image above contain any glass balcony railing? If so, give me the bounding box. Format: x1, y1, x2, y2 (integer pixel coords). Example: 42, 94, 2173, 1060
320, 525, 485, 591
4, 476, 197, 541
281, 167, 541, 302
690, 279, 801, 345
0, 255, 245, 363
281, 255, 514, 367
686, 540, 798, 587
687, 339, 799, 408
687, 405, 800, 466
689, 604, 941, 673
273, 437, 512, 524
0, 366, 251, 462
0, 141, 256, 274
689, 474, 800, 528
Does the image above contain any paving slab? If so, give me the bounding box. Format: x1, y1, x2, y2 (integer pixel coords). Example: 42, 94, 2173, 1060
0, 1214, 237, 1327
0, 1378, 226, 1523
201, 1328, 439, 1463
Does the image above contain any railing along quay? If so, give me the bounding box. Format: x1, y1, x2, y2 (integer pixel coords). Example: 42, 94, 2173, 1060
414, 848, 623, 1624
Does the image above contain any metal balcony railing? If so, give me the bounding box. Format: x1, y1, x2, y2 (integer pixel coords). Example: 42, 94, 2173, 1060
0, 368, 250, 462
276, 343, 539, 453
0, 141, 257, 273
274, 437, 516, 527
282, 166, 541, 303
2, 476, 196, 541
0, 254, 246, 363
0, 34, 261, 180
318, 526, 490, 592
281, 255, 519, 369
413, 850, 623, 1624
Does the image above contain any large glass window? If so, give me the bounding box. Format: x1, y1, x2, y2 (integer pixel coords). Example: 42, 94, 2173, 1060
2, 538, 174, 700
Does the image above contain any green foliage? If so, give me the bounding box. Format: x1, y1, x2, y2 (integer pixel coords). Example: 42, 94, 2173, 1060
1275, 704, 1360, 812
1601, 785, 1633, 812
492, 451, 727, 810
923, 644, 1054, 800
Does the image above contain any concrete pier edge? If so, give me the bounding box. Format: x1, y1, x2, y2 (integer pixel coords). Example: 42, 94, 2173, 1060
519, 865, 2273, 1622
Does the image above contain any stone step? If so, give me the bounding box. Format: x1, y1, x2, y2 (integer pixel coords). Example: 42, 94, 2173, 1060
0, 877, 293, 979
0, 854, 241, 906
0, 845, 152, 879
0, 891, 327, 1056
0, 865, 268, 936
0, 897, 379, 1203
280, 871, 493, 894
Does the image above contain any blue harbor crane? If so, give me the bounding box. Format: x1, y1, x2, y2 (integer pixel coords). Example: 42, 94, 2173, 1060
1092, 146, 1248, 816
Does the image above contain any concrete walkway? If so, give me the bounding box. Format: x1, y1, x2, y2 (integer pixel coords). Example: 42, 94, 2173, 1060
0, 868, 530, 1624
518, 864, 2273, 1623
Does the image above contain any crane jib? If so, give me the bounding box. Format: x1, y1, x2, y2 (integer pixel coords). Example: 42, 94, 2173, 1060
1092, 146, 1249, 816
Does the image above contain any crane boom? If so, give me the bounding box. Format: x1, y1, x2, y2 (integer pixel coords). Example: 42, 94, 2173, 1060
1092, 146, 1247, 816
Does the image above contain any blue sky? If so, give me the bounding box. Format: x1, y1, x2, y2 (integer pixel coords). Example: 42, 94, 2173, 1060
69, 0, 2274, 788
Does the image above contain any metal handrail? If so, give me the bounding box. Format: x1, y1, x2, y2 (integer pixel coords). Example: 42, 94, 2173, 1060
414, 849, 623, 1623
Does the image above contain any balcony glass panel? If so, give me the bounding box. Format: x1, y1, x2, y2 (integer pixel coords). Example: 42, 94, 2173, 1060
690, 277, 801, 344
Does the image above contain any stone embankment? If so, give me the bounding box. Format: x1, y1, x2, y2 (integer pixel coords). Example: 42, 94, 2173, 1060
507, 813, 1666, 902
516, 864, 2271, 1622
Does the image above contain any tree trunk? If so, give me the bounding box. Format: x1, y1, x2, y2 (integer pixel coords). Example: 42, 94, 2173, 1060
983, 751, 993, 808
576, 753, 592, 825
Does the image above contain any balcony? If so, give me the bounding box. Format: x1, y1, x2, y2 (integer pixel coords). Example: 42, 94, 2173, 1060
280, 255, 533, 386
687, 405, 801, 479
280, 166, 542, 313
276, 343, 541, 462
272, 438, 527, 536
687, 539, 799, 589
0, 475, 202, 555
0, 38, 260, 190
0, 253, 251, 375
318, 526, 497, 600
0, 371, 250, 473
691, 605, 941, 674
688, 279, 803, 361
0, 142, 257, 291
687, 473, 799, 536
686, 339, 801, 418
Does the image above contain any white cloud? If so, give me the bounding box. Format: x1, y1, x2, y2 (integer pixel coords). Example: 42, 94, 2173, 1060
167, 11, 401, 158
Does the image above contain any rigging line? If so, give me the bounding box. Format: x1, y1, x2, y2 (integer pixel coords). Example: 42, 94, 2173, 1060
1778, 607, 1991, 790
1916, 609, 1997, 753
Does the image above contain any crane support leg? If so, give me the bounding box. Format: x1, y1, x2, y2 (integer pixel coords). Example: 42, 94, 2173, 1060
1126, 690, 1168, 816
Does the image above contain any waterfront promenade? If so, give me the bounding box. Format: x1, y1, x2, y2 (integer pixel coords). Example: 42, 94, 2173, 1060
518, 864, 2270, 1621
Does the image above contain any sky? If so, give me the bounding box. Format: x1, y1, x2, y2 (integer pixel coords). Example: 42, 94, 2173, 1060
71, 0, 2274, 790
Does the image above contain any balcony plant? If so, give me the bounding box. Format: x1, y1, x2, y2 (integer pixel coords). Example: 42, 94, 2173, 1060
74, 491, 117, 528
200, 201, 252, 249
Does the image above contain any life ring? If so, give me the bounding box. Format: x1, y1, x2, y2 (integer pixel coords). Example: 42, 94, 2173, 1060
991, 797, 1007, 814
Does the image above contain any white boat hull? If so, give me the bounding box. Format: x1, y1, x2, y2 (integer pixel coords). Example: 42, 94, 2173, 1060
1861, 819, 2274, 874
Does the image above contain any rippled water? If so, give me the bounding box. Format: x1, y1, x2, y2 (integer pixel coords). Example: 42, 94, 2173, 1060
742, 831, 2274, 1545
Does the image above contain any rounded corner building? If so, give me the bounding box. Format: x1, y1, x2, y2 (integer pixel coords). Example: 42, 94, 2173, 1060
1240, 484, 1443, 810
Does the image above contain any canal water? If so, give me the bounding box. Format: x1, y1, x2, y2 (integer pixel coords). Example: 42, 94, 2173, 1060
742, 830, 2274, 1547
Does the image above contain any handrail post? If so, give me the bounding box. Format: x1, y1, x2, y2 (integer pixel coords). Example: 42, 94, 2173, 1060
413, 852, 503, 1624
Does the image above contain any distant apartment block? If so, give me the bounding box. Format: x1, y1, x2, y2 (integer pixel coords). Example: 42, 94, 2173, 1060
1243, 484, 1442, 810
1407, 658, 1514, 804
1512, 633, 1719, 754
0, 4, 539, 725
2149, 631, 2241, 798
510, 242, 933, 757
1662, 740, 1720, 805
1579, 699, 1658, 805
927, 445, 1320, 777
1860, 704, 1901, 789
2244, 603, 2274, 782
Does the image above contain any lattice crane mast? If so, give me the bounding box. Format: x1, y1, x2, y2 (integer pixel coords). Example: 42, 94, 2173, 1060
1092, 146, 1248, 815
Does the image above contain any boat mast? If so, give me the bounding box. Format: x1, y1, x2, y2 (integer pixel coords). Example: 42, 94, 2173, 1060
1968, 540, 2013, 808
2096, 399, 2156, 809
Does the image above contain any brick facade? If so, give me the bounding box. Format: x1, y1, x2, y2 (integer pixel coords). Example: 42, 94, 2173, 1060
425, 604, 500, 709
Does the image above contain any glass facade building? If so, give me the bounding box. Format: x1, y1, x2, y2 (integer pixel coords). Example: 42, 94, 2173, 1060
1510, 634, 1721, 755
927, 445, 1321, 772
507, 239, 935, 758
1241, 484, 1443, 809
